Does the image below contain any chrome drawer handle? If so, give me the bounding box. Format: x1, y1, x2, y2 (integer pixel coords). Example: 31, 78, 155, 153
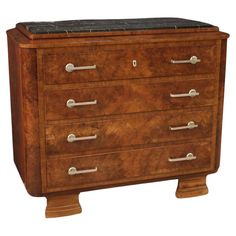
65, 63, 97, 72
168, 153, 197, 162
169, 121, 198, 131
170, 89, 199, 98
67, 133, 97, 143
68, 166, 98, 175
170, 56, 201, 65
66, 99, 97, 108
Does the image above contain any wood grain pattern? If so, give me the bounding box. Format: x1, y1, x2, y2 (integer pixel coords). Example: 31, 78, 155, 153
45, 78, 216, 121
42, 41, 216, 85
8, 37, 42, 196
7, 23, 229, 217
215, 39, 228, 170
8, 36, 26, 182
21, 48, 42, 196
46, 141, 212, 192
176, 175, 208, 198
46, 108, 213, 156
7, 28, 229, 49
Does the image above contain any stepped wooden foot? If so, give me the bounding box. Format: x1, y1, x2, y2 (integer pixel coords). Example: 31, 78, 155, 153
176, 176, 208, 198
45, 193, 82, 218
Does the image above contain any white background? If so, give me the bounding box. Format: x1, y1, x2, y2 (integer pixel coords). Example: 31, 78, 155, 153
0, 0, 235, 235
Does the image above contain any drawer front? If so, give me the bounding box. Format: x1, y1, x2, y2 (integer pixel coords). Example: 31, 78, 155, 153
46, 141, 212, 191
42, 46, 134, 85
143, 42, 216, 77
41, 41, 216, 85
45, 78, 216, 121
46, 108, 213, 156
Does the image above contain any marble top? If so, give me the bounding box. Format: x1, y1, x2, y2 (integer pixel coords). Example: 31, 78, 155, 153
20, 18, 214, 34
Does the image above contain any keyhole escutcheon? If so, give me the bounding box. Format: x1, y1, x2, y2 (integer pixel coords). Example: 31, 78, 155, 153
132, 60, 137, 67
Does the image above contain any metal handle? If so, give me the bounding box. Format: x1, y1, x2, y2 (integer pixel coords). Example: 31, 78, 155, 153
65, 63, 97, 72
67, 133, 97, 143
168, 153, 197, 162
169, 121, 198, 131
170, 89, 199, 98
68, 166, 98, 175
171, 56, 201, 65
66, 99, 97, 108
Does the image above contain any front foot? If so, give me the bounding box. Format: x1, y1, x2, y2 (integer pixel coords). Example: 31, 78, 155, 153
176, 175, 208, 198
46, 193, 82, 218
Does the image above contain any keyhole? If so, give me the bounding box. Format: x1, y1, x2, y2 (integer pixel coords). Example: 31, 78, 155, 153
132, 60, 137, 67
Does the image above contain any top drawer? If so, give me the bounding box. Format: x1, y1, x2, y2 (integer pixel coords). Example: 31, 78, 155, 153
40, 41, 217, 85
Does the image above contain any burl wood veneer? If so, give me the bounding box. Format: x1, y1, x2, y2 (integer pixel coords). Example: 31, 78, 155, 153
7, 18, 229, 218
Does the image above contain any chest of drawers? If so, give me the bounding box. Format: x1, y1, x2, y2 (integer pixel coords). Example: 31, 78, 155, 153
7, 18, 229, 218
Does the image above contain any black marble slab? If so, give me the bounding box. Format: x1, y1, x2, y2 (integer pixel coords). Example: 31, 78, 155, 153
20, 18, 214, 34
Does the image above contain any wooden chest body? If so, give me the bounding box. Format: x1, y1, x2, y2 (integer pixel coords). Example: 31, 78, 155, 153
7, 18, 229, 218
